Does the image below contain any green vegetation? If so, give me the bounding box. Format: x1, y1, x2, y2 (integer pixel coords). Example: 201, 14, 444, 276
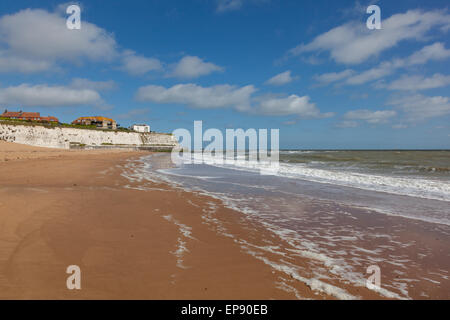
2, 119, 125, 132
59, 123, 97, 130
0, 118, 59, 128
152, 148, 173, 152
116, 127, 131, 132
69, 142, 86, 147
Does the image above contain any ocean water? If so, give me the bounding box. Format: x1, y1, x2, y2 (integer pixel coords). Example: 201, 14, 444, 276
121, 151, 450, 299
278, 150, 450, 201
173, 150, 450, 224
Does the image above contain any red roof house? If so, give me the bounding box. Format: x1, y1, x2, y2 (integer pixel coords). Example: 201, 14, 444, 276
1, 110, 59, 123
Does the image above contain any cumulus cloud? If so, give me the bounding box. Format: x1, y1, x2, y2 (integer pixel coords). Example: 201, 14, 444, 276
265, 70, 297, 86
170, 56, 223, 78
136, 83, 331, 118
406, 42, 450, 65
314, 69, 355, 84
289, 10, 450, 65
348, 43, 450, 85
0, 51, 54, 73
343, 109, 397, 124
120, 50, 163, 76
346, 61, 396, 85
315, 61, 397, 86
387, 74, 450, 91
136, 83, 255, 111
0, 84, 102, 107
0, 8, 163, 76
0, 9, 117, 65
388, 94, 450, 121
255, 95, 332, 118
319, 42, 450, 86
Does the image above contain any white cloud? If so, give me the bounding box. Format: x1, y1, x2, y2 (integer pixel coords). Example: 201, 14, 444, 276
265, 70, 297, 86
323, 42, 450, 86
388, 94, 450, 121
387, 74, 450, 91
314, 69, 355, 84
70, 78, 117, 91
256, 95, 332, 118
289, 10, 450, 64
0, 8, 163, 76
170, 56, 223, 78
0, 84, 102, 107
406, 42, 450, 65
346, 61, 395, 85
344, 109, 397, 124
121, 50, 162, 76
136, 83, 255, 111
0, 51, 54, 73
136, 83, 331, 118
0, 9, 117, 64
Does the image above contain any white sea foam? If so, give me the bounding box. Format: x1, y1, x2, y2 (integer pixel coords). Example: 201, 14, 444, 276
191, 153, 450, 202
249, 252, 358, 300
163, 214, 196, 269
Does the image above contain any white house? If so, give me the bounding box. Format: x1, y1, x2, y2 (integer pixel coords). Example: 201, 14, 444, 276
131, 124, 150, 133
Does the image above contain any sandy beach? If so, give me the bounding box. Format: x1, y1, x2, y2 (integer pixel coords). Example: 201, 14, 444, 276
0, 141, 310, 299
1, 141, 448, 300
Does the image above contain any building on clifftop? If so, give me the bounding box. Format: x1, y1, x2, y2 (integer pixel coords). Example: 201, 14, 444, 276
72, 116, 117, 130
1, 110, 59, 123
131, 124, 150, 133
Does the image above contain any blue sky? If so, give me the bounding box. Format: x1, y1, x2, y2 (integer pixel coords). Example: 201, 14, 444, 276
0, 0, 449, 149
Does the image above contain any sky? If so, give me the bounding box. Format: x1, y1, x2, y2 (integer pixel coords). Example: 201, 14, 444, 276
0, 0, 449, 149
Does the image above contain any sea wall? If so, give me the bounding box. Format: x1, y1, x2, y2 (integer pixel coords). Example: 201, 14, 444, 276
0, 123, 178, 150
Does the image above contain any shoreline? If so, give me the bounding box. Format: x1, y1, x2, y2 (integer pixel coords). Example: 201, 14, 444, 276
123, 152, 450, 300
1, 141, 447, 299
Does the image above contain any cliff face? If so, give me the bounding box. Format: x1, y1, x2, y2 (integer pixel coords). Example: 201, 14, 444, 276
0, 123, 178, 150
